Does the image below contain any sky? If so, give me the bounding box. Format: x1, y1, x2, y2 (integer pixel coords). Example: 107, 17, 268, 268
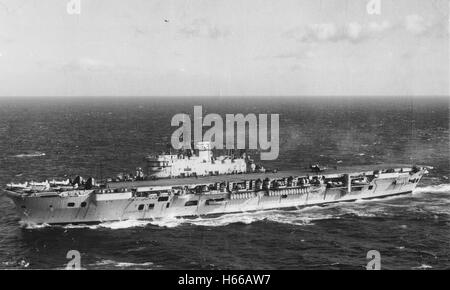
0, 0, 448, 97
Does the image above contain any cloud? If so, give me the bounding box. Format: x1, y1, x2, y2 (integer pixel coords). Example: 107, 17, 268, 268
62, 58, 115, 72
179, 19, 229, 39
404, 14, 433, 35
287, 20, 393, 43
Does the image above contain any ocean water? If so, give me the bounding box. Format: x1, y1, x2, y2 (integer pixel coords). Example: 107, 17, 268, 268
0, 96, 448, 270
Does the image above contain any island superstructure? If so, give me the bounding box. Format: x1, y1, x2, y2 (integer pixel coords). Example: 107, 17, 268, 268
145, 142, 251, 178
3, 142, 430, 225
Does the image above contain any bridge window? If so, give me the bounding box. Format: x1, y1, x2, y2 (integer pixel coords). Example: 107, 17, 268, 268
80, 202, 87, 207
185, 200, 199, 206
67, 202, 75, 207
368, 185, 374, 190
138, 204, 145, 211
148, 204, 155, 209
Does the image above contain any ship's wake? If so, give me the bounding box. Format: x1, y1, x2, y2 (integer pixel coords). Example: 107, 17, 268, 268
78, 209, 337, 229
19, 221, 51, 229
151, 209, 336, 228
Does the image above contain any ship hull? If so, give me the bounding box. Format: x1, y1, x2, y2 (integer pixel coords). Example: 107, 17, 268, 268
4, 167, 426, 225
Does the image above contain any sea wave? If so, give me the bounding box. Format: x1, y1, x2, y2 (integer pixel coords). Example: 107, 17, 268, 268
414, 183, 450, 194
45, 208, 339, 230
57, 219, 180, 230
19, 221, 51, 229
1, 259, 30, 268
83, 209, 339, 229
338, 207, 379, 218
162, 209, 334, 228
90, 259, 155, 269
13, 152, 46, 158
411, 264, 433, 270
99, 219, 156, 229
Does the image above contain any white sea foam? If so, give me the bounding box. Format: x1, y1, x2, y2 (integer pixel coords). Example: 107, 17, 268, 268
62, 224, 99, 229
185, 211, 275, 227
13, 152, 46, 158
61, 219, 161, 230
183, 209, 335, 227
147, 217, 187, 228
339, 207, 378, 218
414, 183, 450, 194
264, 212, 338, 226
1, 259, 30, 268
19, 221, 51, 229
411, 264, 433, 270
59, 218, 186, 230
115, 262, 154, 267
74, 208, 340, 230
91, 259, 154, 268
182, 208, 339, 227
98, 219, 151, 229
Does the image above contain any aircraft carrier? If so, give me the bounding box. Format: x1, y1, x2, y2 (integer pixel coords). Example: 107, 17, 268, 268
3, 142, 430, 225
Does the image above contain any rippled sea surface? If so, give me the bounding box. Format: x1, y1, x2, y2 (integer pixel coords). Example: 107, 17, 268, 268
0, 97, 448, 270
